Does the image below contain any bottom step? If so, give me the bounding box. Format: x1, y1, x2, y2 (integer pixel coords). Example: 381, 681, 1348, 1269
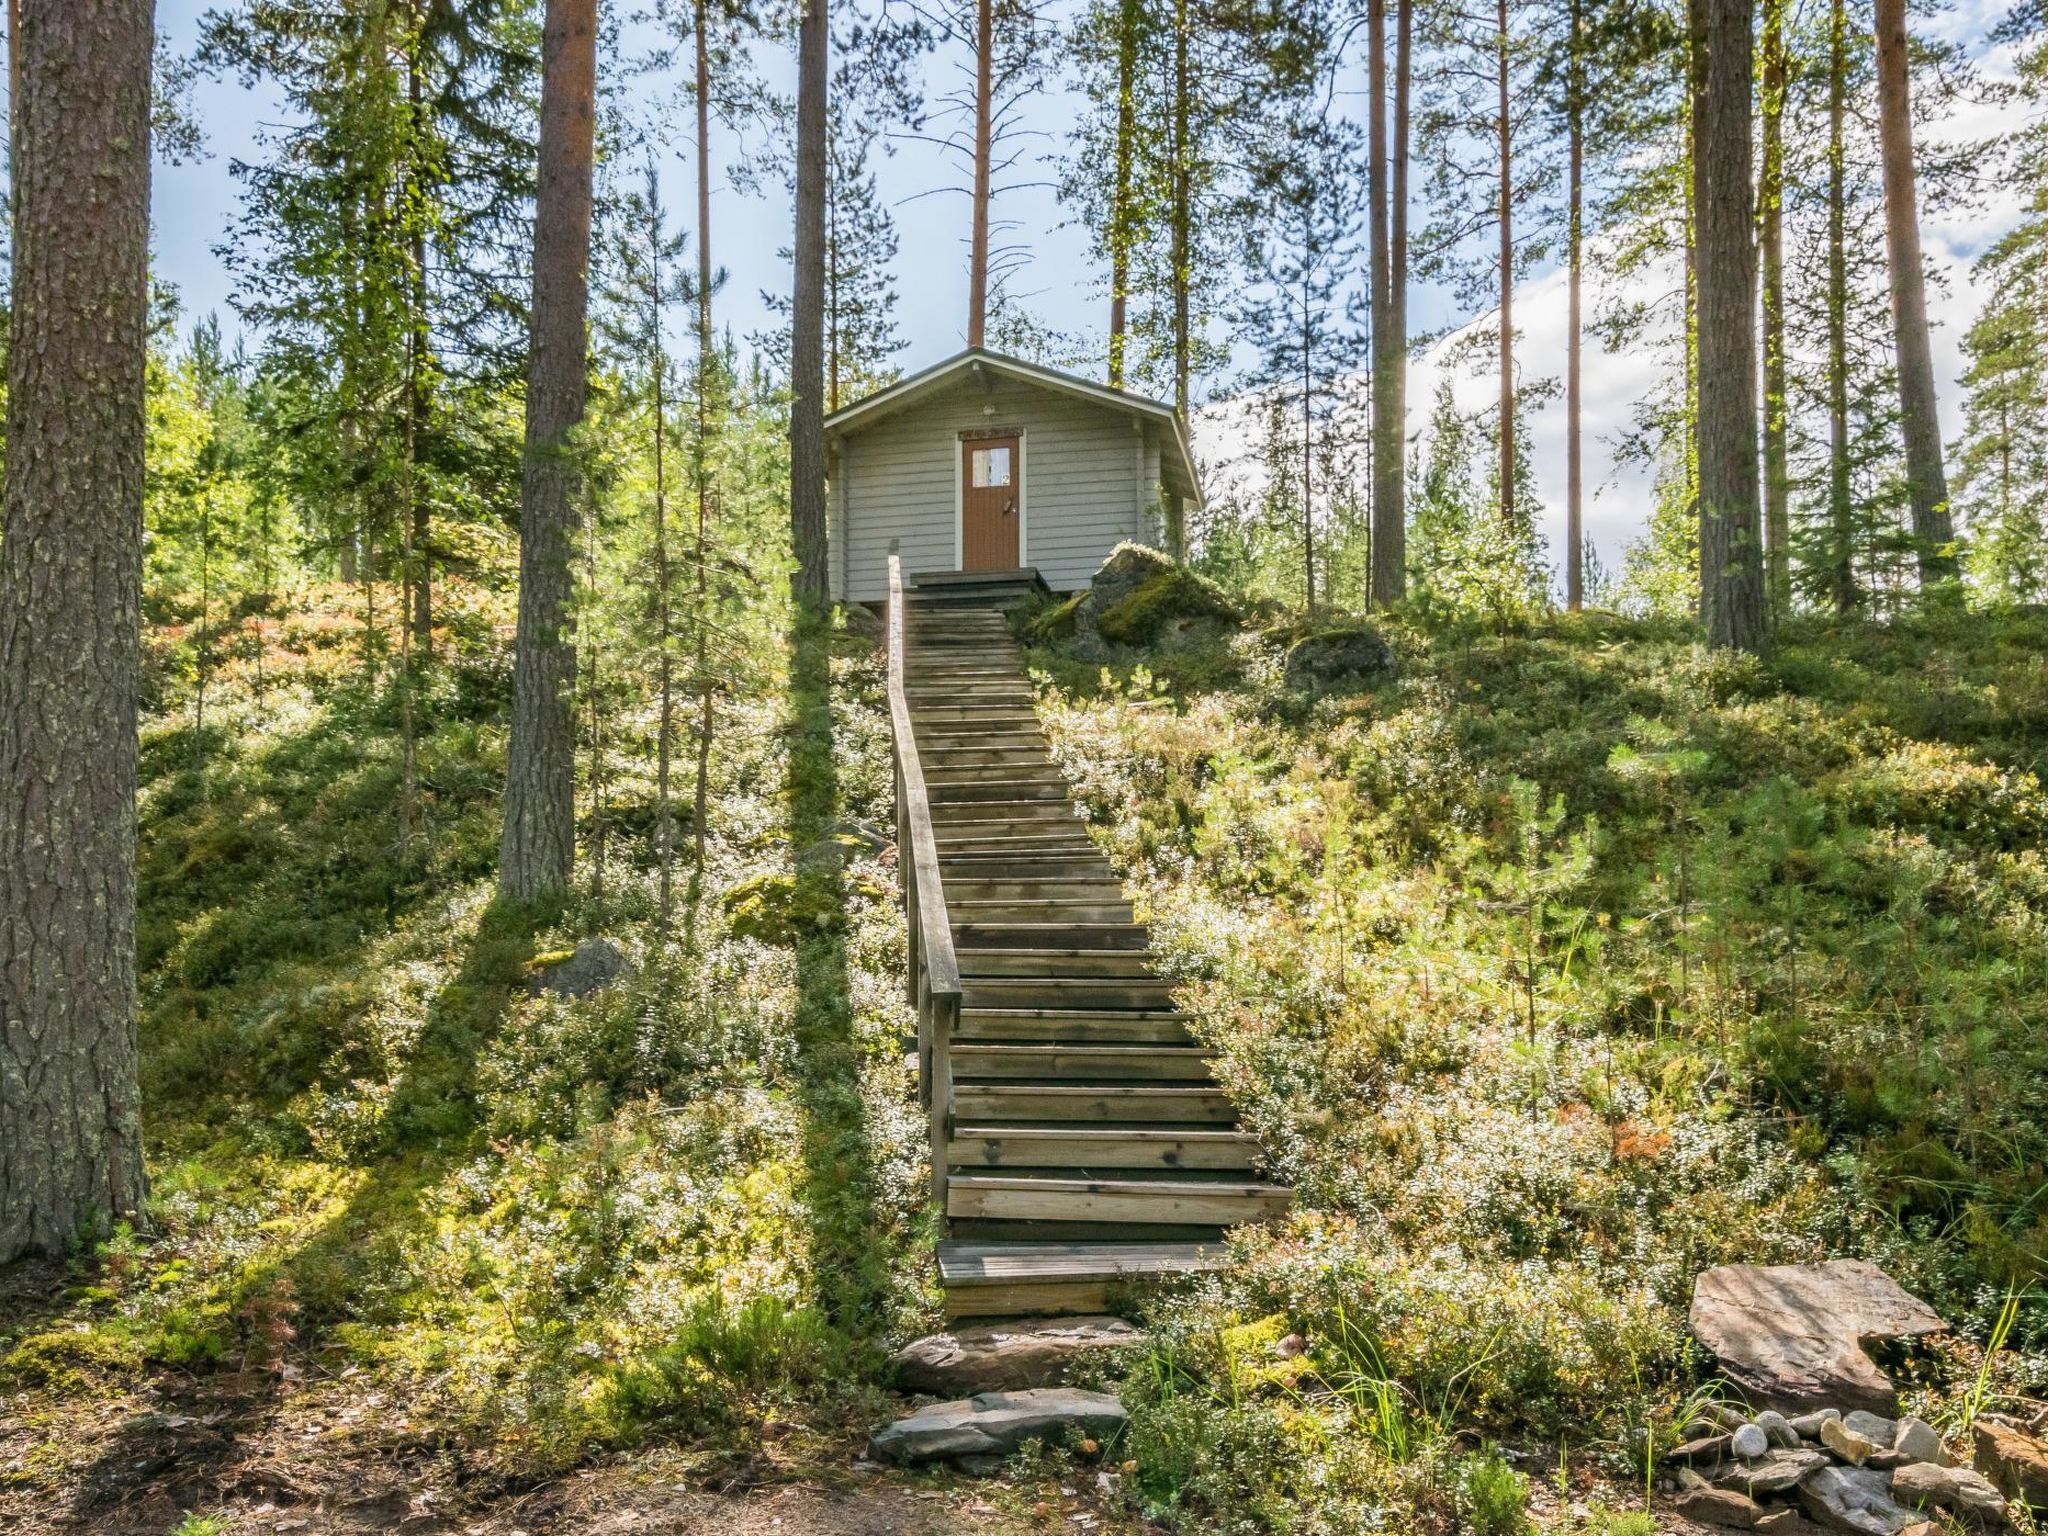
937, 1239, 1230, 1320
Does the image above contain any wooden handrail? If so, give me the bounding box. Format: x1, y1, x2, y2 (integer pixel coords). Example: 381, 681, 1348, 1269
885, 555, 959, 1212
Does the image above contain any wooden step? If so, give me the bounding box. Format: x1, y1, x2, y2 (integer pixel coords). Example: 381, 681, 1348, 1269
927, 779, 1068, 803
948, 1175, 1291, 1227
954, 1007, 1194, 1044
944, 881, 1128, 903
949, 1127, 1260, 1171
952, 923, 1150, 950
955, 948, 1158, 978
952, 1083, 1235, 1124
960, 976, 1177, 1009
950, 1043, 1212, 1080
947, 900, 1136, 924
915, 720, 1044, 739
936, 1240, 1229, 1319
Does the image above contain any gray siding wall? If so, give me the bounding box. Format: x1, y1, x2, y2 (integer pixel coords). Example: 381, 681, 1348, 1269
830, 374, 1161, 603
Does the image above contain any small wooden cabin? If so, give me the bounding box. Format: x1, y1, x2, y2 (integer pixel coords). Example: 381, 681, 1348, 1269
825, 347, 1204, 605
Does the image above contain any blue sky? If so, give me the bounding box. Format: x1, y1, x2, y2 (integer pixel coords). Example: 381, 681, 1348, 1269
148, 0, 2031, 577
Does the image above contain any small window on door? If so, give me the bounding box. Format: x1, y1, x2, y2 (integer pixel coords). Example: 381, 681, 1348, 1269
970, 445, 1012, 488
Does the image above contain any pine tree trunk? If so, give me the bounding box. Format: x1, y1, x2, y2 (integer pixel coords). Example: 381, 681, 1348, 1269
1368, 0, 1408, 606
650, 170, 677, 937
1496, 0, 1516, 529
967, 0, 993, 348
1565, 0, 1584, 610
790, 0, 830, 608
1170, 0, 1190, 418
1874, 0, 1955, 583
408, 36, 433, 654
1760, 0, 1791, 615
0, 0, 154, 1264
1827, 0, 1856, 614
1108, 0, 1138, 389
694, 0, 716, 881
1692, 0, 1767, 651
500, 0, 597, 905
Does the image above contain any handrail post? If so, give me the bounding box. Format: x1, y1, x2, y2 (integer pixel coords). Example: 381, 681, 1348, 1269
884, 554, 961, 1226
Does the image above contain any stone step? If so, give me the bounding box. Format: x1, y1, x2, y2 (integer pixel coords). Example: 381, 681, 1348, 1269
954, 1007, 1193, 1044
950, 1042, 1212, 1081
952, 1083, 1236, 1125
949, 1127, 1262, 1172
947, 1175, 1291, 1228
936, 1240, 1230, 1319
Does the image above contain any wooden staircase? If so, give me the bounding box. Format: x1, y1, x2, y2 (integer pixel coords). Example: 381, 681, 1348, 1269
883, 559, 1290, 1320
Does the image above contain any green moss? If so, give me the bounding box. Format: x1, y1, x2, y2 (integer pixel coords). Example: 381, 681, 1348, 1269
720, 871, 844, 946
1095, 565, 1240, 646
0, 1326, 145, 1395
1023, 590, 1088, 643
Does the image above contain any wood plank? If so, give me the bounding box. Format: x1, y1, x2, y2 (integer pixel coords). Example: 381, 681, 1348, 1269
949, 1043, 1213, 1080
955, 949, 1159, 979
954, 1008, 1193, 1044
960, 977, 1178, 1009
948, 1177, 1291, 1226
936, 1240, 1229, 1283
952, 1084, 1235, 1124
949, 1128, 1260, 1171
951, 923, 1151, 950
946, 901, 1136, 924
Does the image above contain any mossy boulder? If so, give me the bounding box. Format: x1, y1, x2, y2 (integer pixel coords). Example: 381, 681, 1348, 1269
1089, 541, 1178, 613
721, 871, 843, 946
1282, 625, 1397, 693
1096, 566, 1240, 647
1021, 590, 1088, 644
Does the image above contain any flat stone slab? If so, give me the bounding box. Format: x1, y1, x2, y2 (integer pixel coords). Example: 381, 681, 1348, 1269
1797, 1465, 1920, 1535
868, 1387, 1128, 1465
1690, 1260, 1947, 1414
890, 1316, 1145, 1396
1713, 1447, 1830, 1496
1890, 1461, 2012, 1526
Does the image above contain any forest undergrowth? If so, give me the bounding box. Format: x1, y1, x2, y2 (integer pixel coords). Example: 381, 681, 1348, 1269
1021, 598, 2048, 1532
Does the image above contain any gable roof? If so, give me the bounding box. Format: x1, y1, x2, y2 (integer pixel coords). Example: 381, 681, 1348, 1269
824, 347, 1204, 507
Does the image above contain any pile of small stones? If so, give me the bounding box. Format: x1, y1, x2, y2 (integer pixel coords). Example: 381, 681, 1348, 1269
1665, 1403, 2012, 1534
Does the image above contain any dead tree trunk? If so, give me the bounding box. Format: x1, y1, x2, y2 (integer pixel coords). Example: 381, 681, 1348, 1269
500, 0, 598, 904
0, 0, 155, 1263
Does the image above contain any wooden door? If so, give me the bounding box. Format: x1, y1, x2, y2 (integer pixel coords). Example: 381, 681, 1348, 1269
961, 435, 1021, 570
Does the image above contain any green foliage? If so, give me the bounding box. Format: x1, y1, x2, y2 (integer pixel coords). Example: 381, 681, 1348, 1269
1459, 1448, 1529, 1535
719, 870, 843, 946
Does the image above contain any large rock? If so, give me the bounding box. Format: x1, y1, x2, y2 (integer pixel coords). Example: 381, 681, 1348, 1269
1676, 1488, 1769, 1529
1094, 565, 1238, 647
889, 1317, 1145, 1396
1889, 1462, 2012, 1526
1090, 542, 1177, 613
1690, 1261, 1948, 1414
867, 1388, 1128, 1465
1891, 1418, 1947, 1467
1282, 626, 1397, 694
1715, 1448, 1829, 1496
1975, 1420, 2048, 1510
529, 937, 632, 998
1796, 1465, 1921, 1535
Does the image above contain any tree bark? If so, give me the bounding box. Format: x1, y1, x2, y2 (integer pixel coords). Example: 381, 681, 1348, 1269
966, 0, 993, 348
693, 0, 717, 882
1565, 0, 1584, 610
1874, 0, 1956, 584
1496, 0, 1515, 529
1827, 0, 1856, 614
1169, 0, 1190, 417
1107, 0, 1138, 389
790, 0, 830, 607
0, 0, 155, 1263
1760, 0, 1791, 616
1692, 0, 1767, 651
499, 0, 597, 904
1368, 0, 1408, 605
407, 31, 434, 654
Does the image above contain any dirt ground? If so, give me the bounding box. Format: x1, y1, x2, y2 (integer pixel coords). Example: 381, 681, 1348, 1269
0, 1368, 1133, 1536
